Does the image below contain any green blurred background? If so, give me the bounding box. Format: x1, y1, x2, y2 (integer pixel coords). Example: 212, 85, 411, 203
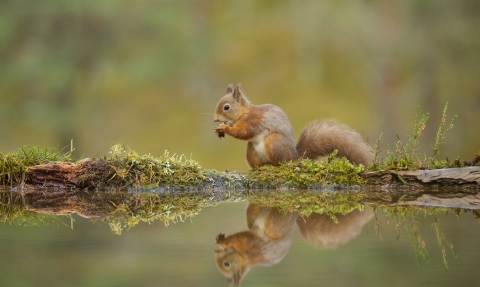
1, 0, 479, 171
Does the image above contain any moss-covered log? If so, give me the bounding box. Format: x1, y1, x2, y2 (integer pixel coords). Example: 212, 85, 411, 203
2, 145, 479, 190
21, 160, 480, 190
3, 145, 480, 242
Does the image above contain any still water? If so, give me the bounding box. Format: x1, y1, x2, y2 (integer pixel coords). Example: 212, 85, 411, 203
0, 188, 479, 287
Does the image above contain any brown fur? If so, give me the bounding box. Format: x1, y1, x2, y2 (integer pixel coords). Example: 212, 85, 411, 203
214, 85, 373, 168
264, 132, 297, 165
296, 120, 374, 166
296, 208, 374, 249
246, 142, 264, 168
214, 204, 297, 285
215, 204, 373, 285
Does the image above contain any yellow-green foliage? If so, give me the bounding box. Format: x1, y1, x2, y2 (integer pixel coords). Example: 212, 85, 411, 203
248, 154, 365, 189
0, 191, 61, 226
1, 144, 368, 190
249, 190, 366, 223
84, 146, 367, 190
0, 145, 74, 186
1, 187, 246, 235
80, 188, 246, 235
83, 191, 219, 235
102, 144, 205, 188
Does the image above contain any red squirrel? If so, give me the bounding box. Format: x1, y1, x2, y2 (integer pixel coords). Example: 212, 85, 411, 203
214, 204, 297, 286
214, 204, 373, 285
214, 84, 373, 168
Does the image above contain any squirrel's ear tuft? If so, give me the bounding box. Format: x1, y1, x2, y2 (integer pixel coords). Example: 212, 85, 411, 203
233, 84, 242, 102
226, 84, 233, 94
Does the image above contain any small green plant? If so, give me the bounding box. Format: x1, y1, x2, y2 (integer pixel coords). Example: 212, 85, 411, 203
369, 102, 458, 171
0, 144, 75, 186
370, 133, 384, 171
408, 106, 430, 163
429, 102, 458, 163
371, 205, 458, 268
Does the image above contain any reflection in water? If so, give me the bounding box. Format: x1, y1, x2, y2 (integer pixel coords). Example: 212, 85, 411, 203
214, 204, 297, 285
214, 203, 373, 285
297, 208, 373, 249
1, 187, 480, 286
0, 188, 221, 234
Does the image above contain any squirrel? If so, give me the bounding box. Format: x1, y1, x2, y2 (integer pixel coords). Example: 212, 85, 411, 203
214, 203, 373, 285
296, 209, 373, 249
214, 204, 297, 286
214, 84, 373, 168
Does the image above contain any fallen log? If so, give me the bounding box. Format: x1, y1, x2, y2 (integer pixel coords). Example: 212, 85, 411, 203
364, 167, 480, 188
21, 159, 480, 189
3, 147, 479, 236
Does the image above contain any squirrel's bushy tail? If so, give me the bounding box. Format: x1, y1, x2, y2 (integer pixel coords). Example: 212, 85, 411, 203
296, 120, 373, 166
296, 209, 374, 249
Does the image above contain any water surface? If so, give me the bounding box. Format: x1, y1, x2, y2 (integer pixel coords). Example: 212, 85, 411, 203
0, 188, 479, 287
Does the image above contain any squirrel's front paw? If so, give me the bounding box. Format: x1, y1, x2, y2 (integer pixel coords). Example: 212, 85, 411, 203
215, 130, 225, 138
214, 124, 227, 138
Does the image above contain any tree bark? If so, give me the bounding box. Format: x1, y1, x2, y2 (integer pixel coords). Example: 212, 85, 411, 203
363, 167, 480, 187
3, 162, 480, 221
22, 160, 480, 189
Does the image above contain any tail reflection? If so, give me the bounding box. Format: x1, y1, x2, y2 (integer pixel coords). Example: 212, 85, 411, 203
297, 209, 373, 249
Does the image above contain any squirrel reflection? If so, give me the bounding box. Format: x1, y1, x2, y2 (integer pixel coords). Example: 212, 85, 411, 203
214, 203, 373, 286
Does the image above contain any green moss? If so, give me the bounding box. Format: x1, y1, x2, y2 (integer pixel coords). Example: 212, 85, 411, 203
85, 147, 366, 190
249, 190, 366, 223
85, 191, 218, 235
80, 189, 249, 235
0, 144, 74, 186
248, 153, 365, 189
1, 144, 369, 190
99, 145, 206, 189
0, 191, 63, 227
0, 187, 247, 235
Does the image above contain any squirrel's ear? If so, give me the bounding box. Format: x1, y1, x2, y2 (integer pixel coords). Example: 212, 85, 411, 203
232, 85, 242, 102
226, 84, 233, 94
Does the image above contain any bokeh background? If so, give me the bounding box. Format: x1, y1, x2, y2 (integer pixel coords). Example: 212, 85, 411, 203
1, 0, 479, 171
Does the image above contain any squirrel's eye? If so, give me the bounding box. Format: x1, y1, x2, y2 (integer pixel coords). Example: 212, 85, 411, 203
224, 262, 231, 268
224, 104, 230, 111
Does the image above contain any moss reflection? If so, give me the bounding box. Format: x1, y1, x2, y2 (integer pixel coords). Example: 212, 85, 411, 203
0, 187, 477, 276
